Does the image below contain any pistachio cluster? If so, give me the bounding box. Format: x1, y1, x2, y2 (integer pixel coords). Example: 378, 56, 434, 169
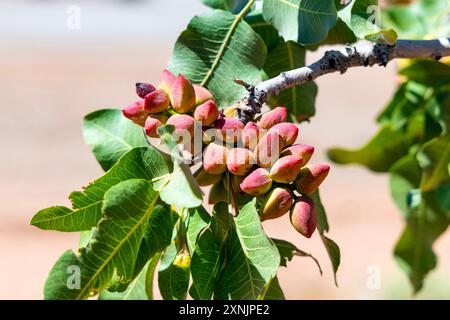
199, 107, 330, 238
123, 69, 219, 138
123, 70, 330, 239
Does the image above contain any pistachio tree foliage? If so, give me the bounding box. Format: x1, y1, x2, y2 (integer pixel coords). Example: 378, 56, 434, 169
31, 0, 450, 299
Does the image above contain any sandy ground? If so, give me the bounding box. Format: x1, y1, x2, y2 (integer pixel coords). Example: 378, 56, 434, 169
0, 0, 449, 300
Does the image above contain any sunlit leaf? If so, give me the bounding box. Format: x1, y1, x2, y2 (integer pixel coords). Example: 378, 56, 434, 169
83, 109, 148, 171
215, 199, 280, 299
169, 9, 267, 107
327, 123, 421, 172
264, 40, 318, 121
417, 135, 450, 191
201, 0, 251, 14
311, 190, 340, 286
263, 0, 337, 45
395, 190, 450, 293
158, 243, 190, 300
44, 179, 159, 299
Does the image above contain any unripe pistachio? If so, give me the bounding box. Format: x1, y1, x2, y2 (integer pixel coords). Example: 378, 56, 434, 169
281, 144, 314, 167
294, 164, 330, 195
203, 143, 228, 175
158, 69, 177, 95
173, 251, 191, 269
269, 122, 299, 148
144, 114, 168, 137
194, 100, 219, 126
122, 100, 148, 127
240, 168, 272, 196
242, 122, 263, 150
227, 148, 255, 176
170, 74, 196, 113
260, 188, 293, 221
254, 130, 282, 168
290, 196, 317, 238
144, 89, 170, 113
193, 85, 214, 106
166, 114, 195, 142
259, 107, 288, 129
270, 155, 303, 183
223, 104, 239, 118
208, 180, 228, 205
194, 168, 223, 186
136, 82, 156, 99
213, 117, 244, 143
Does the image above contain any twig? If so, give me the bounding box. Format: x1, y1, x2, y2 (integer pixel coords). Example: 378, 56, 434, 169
236, 38, 450, 123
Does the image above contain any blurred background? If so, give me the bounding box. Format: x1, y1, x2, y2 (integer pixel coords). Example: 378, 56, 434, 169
1, 0, 449, 300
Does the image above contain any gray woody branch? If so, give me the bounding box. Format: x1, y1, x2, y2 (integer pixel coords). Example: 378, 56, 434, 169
236, 38, 450, 123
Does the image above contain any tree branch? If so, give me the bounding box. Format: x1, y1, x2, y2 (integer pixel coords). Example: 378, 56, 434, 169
236, 38, 450, 123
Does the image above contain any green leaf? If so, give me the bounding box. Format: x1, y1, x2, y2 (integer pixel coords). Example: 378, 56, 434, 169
264, 41, 318, 121
377, 81, 428, 129
31, 205, 102, 232
312, 190, 329, 233
99, 260, 153, 300
79, 231, 92, 247
83, 179, 159, 295
417, 135, 450, 191
400, 60, 450, 87
272, 238, 323, 274
426, 89, 450, 134
144, 252, 161, 300
160, 161, 203, 209
83, 109, 149, 171
262, 277, 285, 300
305, 18, 357, 50
394, 190, 450, 293
44, 250, 81, 300
186, 206, 211, 255
215, 199, 280, 299
190, 203, 230, 299
245, 9, 282, 51
201, 0, 251, 14
272, 239, 298, 267
131, 203, 176, 282
364, 29, 398, 45
381, 0, 450, 39
190, 228, 225, 300
327, 123, 420, 172
311, 190, 340, 286
437, 183, 450, 211
32, 147, 168, 233
158, 125, 203, 209
158, 243, 190, 300
72, 147, 168, 214
45, 179, 160, 300
339, 0, 400, 42
339, 0, 380, 39
263, 0, 338, 45
169, 9, 267, 107
101, 253, 162, 300
389, 155, 422, 217
320, 234, 341, 286
210, 202, 231, 244
104, 252, 162, 300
